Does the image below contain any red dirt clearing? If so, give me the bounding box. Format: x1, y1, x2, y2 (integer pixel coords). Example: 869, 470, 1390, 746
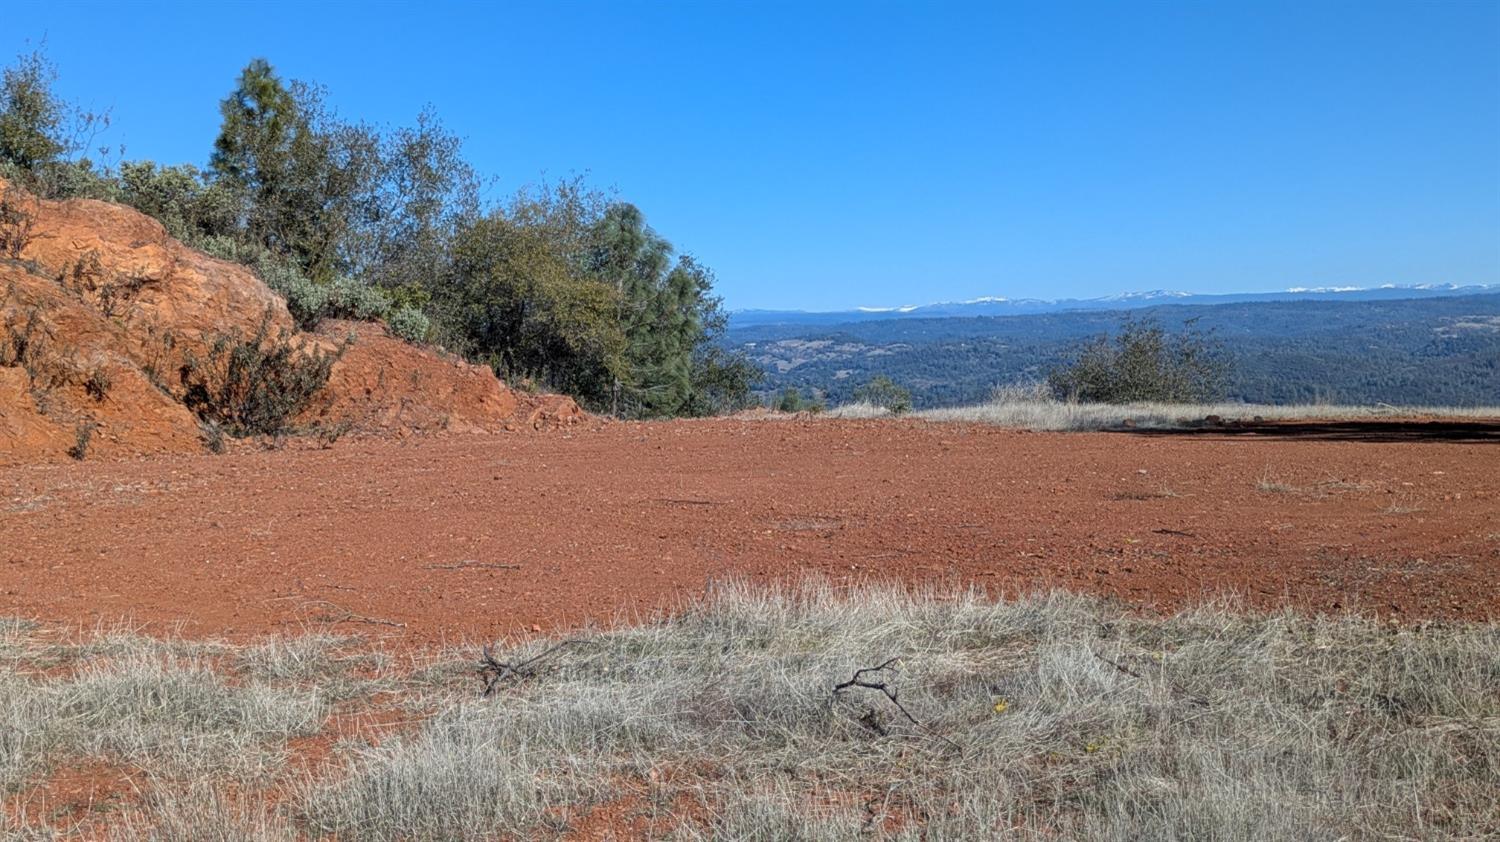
1, 418, 1496, 644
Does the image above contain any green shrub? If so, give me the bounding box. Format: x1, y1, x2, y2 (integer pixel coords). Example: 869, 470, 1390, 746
180, 312, 344, 437
325, 277, 391, 322
852, 374, 912, 414
775, 386, 824, 414
1048, 317, 1228, 404
386, 305, 430, 343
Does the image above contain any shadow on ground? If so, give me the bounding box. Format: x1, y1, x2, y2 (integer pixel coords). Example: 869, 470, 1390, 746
1117, 419, 1500, 444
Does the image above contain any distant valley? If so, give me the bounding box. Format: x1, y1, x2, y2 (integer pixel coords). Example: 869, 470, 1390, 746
727, 288, 1500, 408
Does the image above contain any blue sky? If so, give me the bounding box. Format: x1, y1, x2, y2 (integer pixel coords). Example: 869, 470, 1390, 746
7, 1, 1498, 310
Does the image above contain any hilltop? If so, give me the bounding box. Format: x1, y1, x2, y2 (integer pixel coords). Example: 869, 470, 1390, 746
0, 179, 582, 464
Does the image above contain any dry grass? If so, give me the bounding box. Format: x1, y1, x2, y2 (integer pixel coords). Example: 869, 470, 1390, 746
305, 583, 1499, 840
3, 584, 1497, 839
1255, 468, 1300, 494
828, 387, 1500, 431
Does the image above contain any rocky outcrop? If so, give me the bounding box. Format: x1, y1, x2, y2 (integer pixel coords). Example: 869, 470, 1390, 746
0, 180, 585, 463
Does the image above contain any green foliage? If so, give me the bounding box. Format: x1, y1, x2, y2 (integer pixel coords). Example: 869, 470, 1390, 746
0, 50, 113, 198
445, 207, 626, 404
0, 50, 756, 419
180, 312, 343, 437
0, 50, 64, 173
775, 386, 824, 414
210, 60, 381, 282
1048, 317, 1228, 403
386, 305, 431, 344
116, 162, 240, 242
853, 374, 912, 414
684, 345, 763, 416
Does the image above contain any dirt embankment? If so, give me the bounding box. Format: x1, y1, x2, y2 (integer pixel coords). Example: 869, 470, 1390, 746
0, 180, 582, 464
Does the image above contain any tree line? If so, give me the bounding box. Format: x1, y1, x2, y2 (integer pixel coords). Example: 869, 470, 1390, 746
0, 50, 759, 418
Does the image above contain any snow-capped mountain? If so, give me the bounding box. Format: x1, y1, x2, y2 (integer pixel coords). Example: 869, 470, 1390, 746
730, 284, 1499, 328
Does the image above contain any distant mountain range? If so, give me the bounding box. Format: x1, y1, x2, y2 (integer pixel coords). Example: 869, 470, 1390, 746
730, 284, 1500, 328
725, 290, 1500, 408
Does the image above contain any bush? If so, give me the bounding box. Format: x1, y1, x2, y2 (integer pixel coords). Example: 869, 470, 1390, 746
67, 420, 95, 460
852, 374, 912, 414
324, 276, 391, 322
180, 312, 344, 437
775, 386, 824, 414
1048, 317, 1228, 403
386, 305, 430, 343
0, 186, 35, 258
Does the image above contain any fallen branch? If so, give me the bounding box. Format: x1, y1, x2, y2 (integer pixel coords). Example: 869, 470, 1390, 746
423, 561, 522, 571
833, 658, 966, 753
833, 658, 920, 725
477, 639, 585, 697
301, 599, 406, 629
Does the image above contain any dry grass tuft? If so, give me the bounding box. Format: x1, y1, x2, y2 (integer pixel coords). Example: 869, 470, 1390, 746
4, 583, 1498, 840
304, 582, 1500, 840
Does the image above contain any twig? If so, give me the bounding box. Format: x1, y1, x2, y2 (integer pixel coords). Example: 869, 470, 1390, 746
1092, 650, 1146, 679
833, 658, 920, 725
833, 658, 966, 753
301, 599, 406, 629
653, 498, 719, 506
423, 561, 522, 571
477, 639, 586, 697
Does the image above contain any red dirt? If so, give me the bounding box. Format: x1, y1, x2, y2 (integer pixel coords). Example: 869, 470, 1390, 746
0, 180, 582, 463
1, 418, 1496, 644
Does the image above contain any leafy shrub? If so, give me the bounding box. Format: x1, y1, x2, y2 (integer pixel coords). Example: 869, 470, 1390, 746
1048, 317, 1228, 403
180, 312, 344, 437
0, 51, 114, 199
852, 374, 912, 414
116, 161, 239, 241
324, 276, 391, 322
386, 305, 430, 343
776, 386, 824, 414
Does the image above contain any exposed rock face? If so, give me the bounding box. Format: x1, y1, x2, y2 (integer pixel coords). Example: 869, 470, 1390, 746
0, 180, 584, 463
304, 320, 522, 435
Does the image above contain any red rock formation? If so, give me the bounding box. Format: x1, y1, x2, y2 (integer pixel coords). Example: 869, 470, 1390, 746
0, 180, 584, 463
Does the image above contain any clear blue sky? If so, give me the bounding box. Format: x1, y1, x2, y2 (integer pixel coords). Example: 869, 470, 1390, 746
8, 1, 1498, 310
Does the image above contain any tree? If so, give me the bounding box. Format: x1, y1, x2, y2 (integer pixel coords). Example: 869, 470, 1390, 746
853, 375, 913, 414
0, 50, 64, 173
444, 210, 625, 403
1048, 317, 1227, 403
210, 59, 381, 281
0, 49, 112, 197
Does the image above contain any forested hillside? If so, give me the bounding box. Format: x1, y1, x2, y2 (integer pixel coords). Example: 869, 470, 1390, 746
730, 295, 1500, 407
1, 51, 758, 419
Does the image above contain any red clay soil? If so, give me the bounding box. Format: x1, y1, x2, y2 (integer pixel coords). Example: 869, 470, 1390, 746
0, 179, 582, 463
1, 418, 1496, 644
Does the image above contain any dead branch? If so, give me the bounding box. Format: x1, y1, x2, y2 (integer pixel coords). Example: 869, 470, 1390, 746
477, 639, 585, 697
423, 561, 522, 571
833, 657, 920, 725
301, 599, 406, 628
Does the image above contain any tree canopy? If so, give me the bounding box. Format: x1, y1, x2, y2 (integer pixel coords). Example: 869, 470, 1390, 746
0, 50, 758, 417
